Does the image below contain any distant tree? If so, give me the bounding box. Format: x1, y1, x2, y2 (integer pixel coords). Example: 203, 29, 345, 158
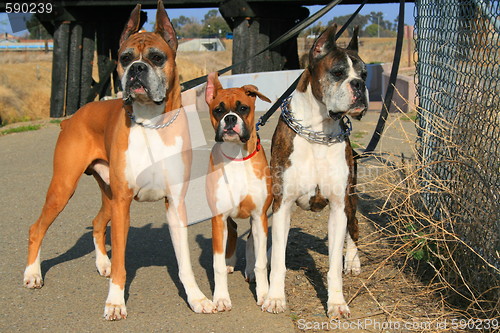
201, 16, 230, 37
171, 15, 192, 30
364, 23, 380, 37
180, 22, 203, 38
26, 15, 51, 39
364, 23, 396, 37
368, 11, 395, 31
327, 14, 370, 34
201, 10, 230, 37
203, 9, 219, 23
173, 10, 230, 38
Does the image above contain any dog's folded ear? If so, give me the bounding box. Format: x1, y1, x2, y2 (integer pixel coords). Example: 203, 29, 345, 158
155, 0, 178, 52
119, 4, 142, 47
205, 72, 223, 105
347, 26, 360, 53
311, 23, 337, 60
242, 85, 271, 103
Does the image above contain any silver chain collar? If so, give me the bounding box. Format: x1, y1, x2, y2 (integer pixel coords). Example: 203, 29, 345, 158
127, 107, 181, 130
280, 96, 352, 145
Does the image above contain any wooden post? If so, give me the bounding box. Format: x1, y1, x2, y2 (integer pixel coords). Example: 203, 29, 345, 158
80, 22, 95, 107
50, 21, 70, 118
405, 25, 414, 68
221, 1, 308, 74
109, 27, 121, 95
96, 24, 112, 99
66, 22, 83, 115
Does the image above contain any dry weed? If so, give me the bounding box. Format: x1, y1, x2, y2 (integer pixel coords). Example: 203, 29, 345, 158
357, 105, 499, 328
0, 57, 52, 125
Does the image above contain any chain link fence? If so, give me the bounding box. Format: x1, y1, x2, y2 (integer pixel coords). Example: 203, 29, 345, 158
415, 0, 499, 315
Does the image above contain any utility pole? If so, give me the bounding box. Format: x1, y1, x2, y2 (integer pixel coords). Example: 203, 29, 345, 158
377, 16, 380, 38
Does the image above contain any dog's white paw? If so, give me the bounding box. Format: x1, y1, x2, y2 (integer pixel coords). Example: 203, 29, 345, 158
23, 273, 43, 289
214, 297, 232, 312
255, 282, 269, 306
96, 256, 111, 277
189, 297, 216, 314
104, 303, 127, 321
261, 297, 287, 313
24, 264, 43, 289
256, 293, 267, 306
226, 265, 234, 274
343, 256, 361, 276
327, 303, 350, 319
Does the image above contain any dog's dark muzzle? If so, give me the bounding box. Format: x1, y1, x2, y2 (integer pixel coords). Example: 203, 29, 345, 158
129, 62, 148, 79
350, 79, 366, 100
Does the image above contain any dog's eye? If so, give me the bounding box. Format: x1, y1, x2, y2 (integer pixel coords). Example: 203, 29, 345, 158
149, 53, 165, 65
213, 106, 223, 114
361, 71, 367, 80
331, 70, 344, 78
238, 105, 249, 113
120, 54, 133, 66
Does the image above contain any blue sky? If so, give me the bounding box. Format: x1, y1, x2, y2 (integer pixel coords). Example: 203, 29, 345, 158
164, 3, 415, 27
0, 3, 414, 35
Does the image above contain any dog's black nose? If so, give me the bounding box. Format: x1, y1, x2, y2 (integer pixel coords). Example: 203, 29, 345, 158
224, 114, 237, 128
129, 62, 148, 76
350, 79, 365, 91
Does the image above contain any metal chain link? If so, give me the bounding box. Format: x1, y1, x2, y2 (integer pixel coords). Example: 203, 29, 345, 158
127, 108, 181, 129
280, 96, 352, 145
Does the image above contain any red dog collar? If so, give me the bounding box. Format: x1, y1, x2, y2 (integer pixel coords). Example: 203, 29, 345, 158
221, 137, 261, 161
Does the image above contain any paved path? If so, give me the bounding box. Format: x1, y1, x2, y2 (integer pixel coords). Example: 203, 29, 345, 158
0, 112, 294, 332
0, 104, 416, 332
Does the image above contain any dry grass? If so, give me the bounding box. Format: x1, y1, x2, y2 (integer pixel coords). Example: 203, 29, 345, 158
354, 107, 499, 327
0, 54, 51, 124
177, 39, 233, 82
0, 51, 53, 64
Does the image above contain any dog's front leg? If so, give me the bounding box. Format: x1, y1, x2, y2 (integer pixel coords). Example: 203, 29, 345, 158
327, 199, 350, 318
166, 199, 215, 314
262, 201, 292, 313
251, 213, 269, 306
104, 193, 132, 321
212, 214, 232, 312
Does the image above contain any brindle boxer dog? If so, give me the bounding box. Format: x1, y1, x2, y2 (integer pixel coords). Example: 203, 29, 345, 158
262, 24, 368, 318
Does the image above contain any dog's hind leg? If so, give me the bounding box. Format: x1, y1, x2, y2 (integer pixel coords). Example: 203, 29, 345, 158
212, 214, 232, 312
225, 217, 237, 273
92, 171, 112, 277
250, 212, 269, 306
326, 196, 350, 319
262, 200, 292, 314
24, 136, 90, 289
344, 143, 360, 276
344, 231, 361, 276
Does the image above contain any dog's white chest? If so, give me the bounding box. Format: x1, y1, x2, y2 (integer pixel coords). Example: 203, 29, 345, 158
125, 125, 184, 202
213, 159, 267, 217
287, 138, 348, 198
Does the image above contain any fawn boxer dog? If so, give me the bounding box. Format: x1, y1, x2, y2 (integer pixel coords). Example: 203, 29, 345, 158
23, 1, 215, 320
205, 73, 272, 311
262, 24, 367, 318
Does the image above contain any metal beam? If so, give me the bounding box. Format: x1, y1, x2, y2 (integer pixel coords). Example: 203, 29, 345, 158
0, 0, 415, 11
